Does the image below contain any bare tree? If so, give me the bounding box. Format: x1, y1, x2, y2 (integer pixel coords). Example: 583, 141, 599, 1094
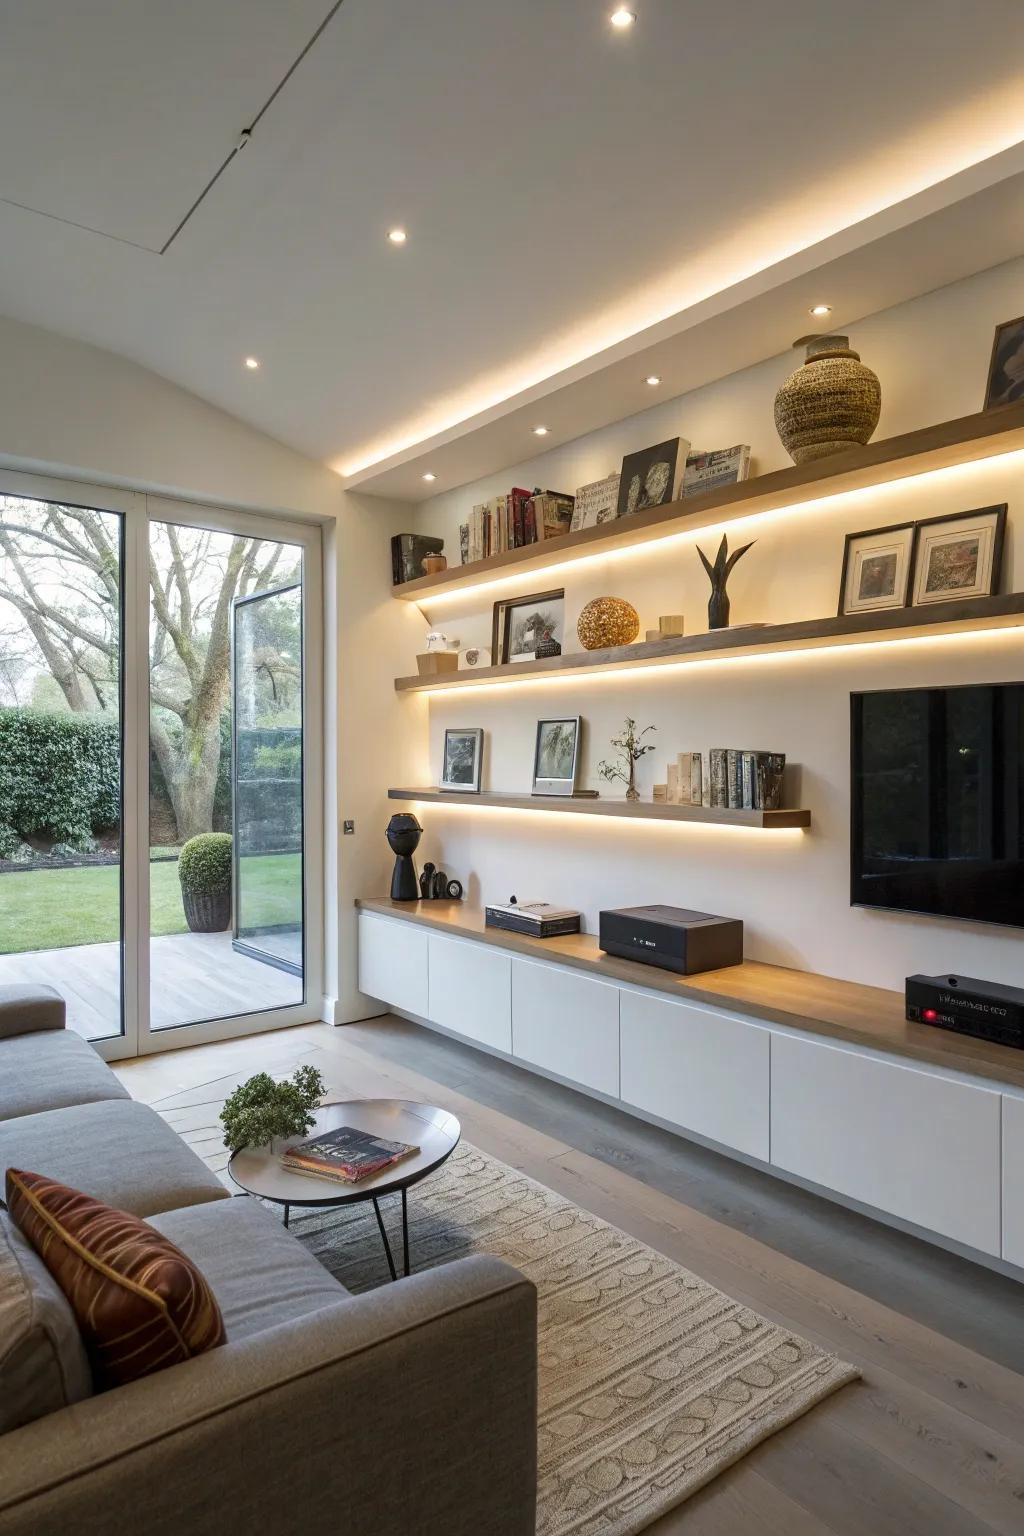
0, 499, 295, 841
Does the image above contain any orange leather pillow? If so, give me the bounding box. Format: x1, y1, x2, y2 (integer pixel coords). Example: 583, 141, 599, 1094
5, 1169, 225, 1388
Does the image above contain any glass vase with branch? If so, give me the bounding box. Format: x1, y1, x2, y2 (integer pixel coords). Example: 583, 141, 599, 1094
598, 718, 657, 802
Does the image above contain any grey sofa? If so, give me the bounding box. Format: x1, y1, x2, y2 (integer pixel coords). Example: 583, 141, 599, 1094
0, 987, 538, 1536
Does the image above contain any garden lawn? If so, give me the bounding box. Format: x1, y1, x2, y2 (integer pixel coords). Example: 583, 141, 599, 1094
0, 854, 300, 954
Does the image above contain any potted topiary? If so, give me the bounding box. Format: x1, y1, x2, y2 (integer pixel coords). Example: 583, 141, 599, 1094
220, 1067, 326, 1152
178, 832, 233, 933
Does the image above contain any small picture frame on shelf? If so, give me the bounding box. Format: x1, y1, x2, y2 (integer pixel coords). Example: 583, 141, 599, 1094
532, 716, 582, 797
838, 522, 916, 616
910, 504, 1006, 607
983, 315, 1024, 409
616, 438, 683, 518
491, 589, 565, 664
440, 728, 483, 793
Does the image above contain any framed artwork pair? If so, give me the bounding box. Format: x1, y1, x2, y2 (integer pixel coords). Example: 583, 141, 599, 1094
838, 504, 1006, 617
438, 716, 583, 797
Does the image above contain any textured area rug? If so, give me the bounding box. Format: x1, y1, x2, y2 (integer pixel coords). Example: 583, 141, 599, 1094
288, 1142, 857, 1535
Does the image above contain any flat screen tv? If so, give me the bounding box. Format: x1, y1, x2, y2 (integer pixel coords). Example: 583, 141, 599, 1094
851, 683, 1024, 929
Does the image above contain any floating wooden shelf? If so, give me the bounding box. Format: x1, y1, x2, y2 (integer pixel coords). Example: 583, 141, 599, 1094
355, 898, 1024, 1092
394, 593, 1024, 693
387, 787, 810, 828
392, 402, 1024, 603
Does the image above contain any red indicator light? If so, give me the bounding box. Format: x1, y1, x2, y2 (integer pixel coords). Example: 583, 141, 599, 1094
922, 1008, 938, 1022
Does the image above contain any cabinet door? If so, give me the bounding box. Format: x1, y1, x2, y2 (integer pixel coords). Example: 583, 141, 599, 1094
357, 914, 428, 1017
511, 958, 619, 1096
620, 989, 769, 1159
1002, 1094, 1024, 1268
428, 934, 511, 1052
771, 1032, 1001, 1255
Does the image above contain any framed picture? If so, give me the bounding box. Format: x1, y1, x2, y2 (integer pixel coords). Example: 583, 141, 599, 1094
532, 716, 581, 797
911, 504, 1006, 606
984, 315, 1024, 409
440, 727, 483, 792
570, 473, 621, 532
616, 438, 681, 519
838, 522, 916, 616
491, 589, 565, 664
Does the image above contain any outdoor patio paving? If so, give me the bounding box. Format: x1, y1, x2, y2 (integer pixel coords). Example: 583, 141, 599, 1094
0, 930, 303, 1042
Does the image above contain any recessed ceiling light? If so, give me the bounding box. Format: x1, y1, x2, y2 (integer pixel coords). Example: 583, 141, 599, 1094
422, 472, 437, 482
387, 228, 407, 245
610, 8, 637, 27
244, 356, 260, 370
809, 304, 832, 317
533, 426, 550, 436
645, 374, 662, 386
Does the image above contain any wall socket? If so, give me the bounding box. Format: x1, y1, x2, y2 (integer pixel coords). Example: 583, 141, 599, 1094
343, 820, 355, 835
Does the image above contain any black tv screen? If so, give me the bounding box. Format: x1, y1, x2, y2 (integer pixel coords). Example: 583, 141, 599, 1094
851, 683, 1024, 928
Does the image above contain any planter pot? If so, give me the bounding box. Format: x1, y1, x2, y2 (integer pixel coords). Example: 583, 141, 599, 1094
182, 887, 231, 933
774, 335, 881, 464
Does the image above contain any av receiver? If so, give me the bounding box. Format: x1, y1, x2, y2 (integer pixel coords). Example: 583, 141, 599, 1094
905, 973, 1024, 1051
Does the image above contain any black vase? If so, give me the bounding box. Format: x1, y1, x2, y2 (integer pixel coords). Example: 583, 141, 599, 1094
708, 589, 730, 630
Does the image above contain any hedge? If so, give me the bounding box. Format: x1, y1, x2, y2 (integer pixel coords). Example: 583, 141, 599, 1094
0, 708, 120, 849
178, 832, 232, 896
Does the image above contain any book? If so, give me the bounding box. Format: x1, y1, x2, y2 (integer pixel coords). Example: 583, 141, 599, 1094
689, 752, 703, 806
459, 524, 469, 565
666, 760, 679, 804
740, 751, 755, 810
485, 901, 582, 937
726, 750, 741, 809
391, 534, 444, 586
569, 473, 620, 532
282, 1126, 419, 1184
530, 491, 575, 541
652, 783, 668, 802
682, 445, 751, 498
676, 753, 692, 805
709, 749, 728, 808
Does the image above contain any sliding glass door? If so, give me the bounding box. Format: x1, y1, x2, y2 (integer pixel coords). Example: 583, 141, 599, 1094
0, 472, 321, 1057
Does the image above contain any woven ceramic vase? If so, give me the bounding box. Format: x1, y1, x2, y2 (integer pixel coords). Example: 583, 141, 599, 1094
577, 597, 640, 650
774, 335, 881, 464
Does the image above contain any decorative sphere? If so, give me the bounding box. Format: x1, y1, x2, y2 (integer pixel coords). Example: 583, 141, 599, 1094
577, 596, 640, 651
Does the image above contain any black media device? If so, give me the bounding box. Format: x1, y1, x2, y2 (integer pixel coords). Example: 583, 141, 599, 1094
906, 972, 1024, 1050
851, 683, 1024, 929
599, 905, 743, 975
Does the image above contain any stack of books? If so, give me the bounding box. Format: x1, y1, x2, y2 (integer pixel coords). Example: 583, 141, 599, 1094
460, 489, 574, 564
282, 1126, 419, 1185
653, 750, 786, 810
484, 901, 582, 938
681, 445, 751, 498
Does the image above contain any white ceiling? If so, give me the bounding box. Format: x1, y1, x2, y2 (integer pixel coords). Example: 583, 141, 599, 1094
2, 0, 1024, 492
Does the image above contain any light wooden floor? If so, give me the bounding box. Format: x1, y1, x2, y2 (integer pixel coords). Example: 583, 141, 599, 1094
0, 932, 301, 1040
114, 1015, 1024, 1535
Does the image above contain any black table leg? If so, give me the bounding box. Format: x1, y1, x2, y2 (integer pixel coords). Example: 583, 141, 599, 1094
372, 1196, 398, 1281
401, 1186, 410, 1277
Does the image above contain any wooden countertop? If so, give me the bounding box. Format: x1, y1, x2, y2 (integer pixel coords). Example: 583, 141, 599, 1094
356, 898, 1024, 1092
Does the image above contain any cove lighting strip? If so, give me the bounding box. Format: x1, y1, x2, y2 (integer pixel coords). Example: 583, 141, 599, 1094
412, 621, 1024, 697
397, 799, 807, 838
415, 447, 1024, 611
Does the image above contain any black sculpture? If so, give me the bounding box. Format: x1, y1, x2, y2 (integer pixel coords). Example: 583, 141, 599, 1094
386, 813, 423, 901
696, 534, 755, 630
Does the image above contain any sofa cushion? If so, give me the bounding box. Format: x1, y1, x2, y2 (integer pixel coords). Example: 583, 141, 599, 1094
0, 1029, 130, 1122
0, 985, 64, 1039
149, 1195, 349, 1341
0, 1100, 228, 1218
7, 1169, 225, 1390
0, 1211, 91, 1432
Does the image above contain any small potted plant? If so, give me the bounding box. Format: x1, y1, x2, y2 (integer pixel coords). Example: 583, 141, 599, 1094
598, 718, 657, 802
178, 832, 233, 933
220, 1066, 327, 1153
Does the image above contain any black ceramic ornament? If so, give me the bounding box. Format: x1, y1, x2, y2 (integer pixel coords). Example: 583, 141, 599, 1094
696, 534, 755, 630
386, 813, 423, 901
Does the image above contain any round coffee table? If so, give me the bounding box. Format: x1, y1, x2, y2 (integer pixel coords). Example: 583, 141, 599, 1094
228, 1100, 461, 1280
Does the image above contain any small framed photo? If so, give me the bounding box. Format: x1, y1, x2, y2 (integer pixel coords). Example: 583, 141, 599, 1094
491, 589, 565, 664
532, 716, 581, 797
838, 522, 916, 616
440, 728, 483, 792
984, 315, 1024, 409
911, 504, 1006, 607
616, 438, 681, 518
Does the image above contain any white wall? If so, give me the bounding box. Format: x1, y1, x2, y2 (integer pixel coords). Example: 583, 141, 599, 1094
0, 315, 417, 1024
405, 255, 1024, 991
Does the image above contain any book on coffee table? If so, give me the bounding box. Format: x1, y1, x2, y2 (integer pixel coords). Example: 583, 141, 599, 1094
282, 1126, 419, 1185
